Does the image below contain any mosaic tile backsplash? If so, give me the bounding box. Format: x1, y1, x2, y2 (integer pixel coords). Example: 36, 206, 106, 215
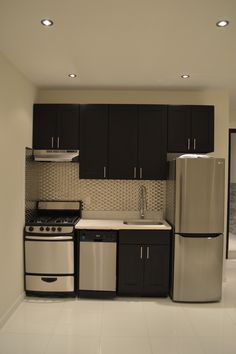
25, 153, 166, 213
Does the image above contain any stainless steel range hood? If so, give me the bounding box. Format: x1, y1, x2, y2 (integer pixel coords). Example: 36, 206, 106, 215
33, 150, 79, 162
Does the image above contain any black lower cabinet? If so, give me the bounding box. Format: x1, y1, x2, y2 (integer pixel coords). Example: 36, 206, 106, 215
118, 244, 144, 294
118, 230, 170, 296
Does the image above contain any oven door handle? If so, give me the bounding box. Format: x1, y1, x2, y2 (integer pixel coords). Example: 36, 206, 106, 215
25, 236, 73, 241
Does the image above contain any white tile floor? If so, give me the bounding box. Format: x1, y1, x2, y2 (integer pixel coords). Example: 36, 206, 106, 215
1, 260, 236, 354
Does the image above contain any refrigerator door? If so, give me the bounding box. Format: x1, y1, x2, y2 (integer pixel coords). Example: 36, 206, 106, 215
172, 233, 223, 302
175, 158, 225, 233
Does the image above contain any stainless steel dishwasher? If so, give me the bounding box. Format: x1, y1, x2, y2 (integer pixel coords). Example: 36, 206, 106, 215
79, 230, 117, 297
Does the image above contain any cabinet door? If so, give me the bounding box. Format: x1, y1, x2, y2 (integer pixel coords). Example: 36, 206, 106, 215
167, 106, 191, 152
33, 105, 57, 149
118, 244, 144, 294
109, 105, 138, 179
80, 105, 109, 179
143, 245, 170, 296
191, 106, 214, 152
139, 105, 167, 180
56, 105, 79, 149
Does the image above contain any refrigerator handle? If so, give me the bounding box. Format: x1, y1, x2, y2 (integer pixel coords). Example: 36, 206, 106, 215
177, 233, 222, 238
176, 174, 183, 231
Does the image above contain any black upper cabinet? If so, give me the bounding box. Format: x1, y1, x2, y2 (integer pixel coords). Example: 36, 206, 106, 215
80, 105, 109, 179
33, 105, 56, 149
33, 104, 79, 150
191, 106, 214, 152
167, 105, 214, 153
109, 104, 167, 180
139, 105, 167, 180
109, 105, 138, 179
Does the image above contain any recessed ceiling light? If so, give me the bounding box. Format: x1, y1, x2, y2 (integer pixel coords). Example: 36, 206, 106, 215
41, 19, 54, 27
68, 74, 77, 78
181, 74, 190, 79
216, 20, 229, 27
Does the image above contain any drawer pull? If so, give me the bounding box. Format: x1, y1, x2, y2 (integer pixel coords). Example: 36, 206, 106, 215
147, 246, 150, 259
140, 246, 143, 259
140, 167, 143, 179
187, 138, 190, 150
41, 277, 57, 283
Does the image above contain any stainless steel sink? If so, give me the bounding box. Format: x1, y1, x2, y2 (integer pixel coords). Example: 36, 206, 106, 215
123, 220, 164, 226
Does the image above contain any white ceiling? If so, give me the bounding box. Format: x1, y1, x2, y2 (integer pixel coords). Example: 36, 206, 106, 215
0, 0, 235, 107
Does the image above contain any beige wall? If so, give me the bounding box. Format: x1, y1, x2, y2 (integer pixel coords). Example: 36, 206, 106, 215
0, 51, 36, 325
229, 109, 236, 128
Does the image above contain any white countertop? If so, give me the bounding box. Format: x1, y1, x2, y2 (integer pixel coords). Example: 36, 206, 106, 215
75, 219, 171, 230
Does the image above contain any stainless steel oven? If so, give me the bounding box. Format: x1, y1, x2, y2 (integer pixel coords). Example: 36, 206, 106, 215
24, 201, 81, 296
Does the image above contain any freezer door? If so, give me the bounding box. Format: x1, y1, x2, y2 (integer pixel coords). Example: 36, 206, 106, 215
175, 158, 225, 233
172, 233, 223, 302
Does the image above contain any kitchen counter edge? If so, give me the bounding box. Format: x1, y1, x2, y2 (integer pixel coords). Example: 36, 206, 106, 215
75, 219, 171, 231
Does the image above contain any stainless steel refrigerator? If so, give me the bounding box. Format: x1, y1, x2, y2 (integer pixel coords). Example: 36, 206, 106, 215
166, 156, 225, 302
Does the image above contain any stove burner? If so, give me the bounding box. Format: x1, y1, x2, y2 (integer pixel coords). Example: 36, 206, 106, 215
29, 217, 51, 224
28, 215, 80, 226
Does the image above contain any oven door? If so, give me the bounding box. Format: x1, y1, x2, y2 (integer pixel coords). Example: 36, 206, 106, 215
25, 235, 74, 274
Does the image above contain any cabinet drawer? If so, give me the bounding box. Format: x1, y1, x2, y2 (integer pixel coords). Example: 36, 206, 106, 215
119, 230, 170, 245
25, 275, 74, 292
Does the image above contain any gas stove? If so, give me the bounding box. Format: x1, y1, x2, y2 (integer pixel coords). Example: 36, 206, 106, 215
24, 200, 81, 296
25, 201, 81, 234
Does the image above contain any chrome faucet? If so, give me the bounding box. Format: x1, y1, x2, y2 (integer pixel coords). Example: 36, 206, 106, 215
140, 185, 147, 219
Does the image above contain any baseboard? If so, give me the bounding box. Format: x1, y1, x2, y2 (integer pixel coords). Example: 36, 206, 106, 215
0, 292, 25, 329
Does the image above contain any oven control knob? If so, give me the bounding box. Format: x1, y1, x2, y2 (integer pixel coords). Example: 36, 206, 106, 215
46, 227, 50, 232
57, 227, 62, 232
52, 227, 56, 232
40, 227, 44, 231
29, 226, 34, 232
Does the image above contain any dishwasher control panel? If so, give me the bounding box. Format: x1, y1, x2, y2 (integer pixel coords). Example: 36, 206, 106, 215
80, 230, 117, 242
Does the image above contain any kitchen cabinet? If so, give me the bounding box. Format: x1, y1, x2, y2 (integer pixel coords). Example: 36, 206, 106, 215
139, 105, 167, 179
109, 105, 138, 179
109, 104, 167, 180
33, 104, 80, 150
167, 105, 214, 153
80, 104, 109, 179
118, 230, 170, 296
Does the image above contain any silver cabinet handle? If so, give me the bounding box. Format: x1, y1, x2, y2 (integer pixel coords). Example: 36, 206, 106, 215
134, 167, 137, 179
193, 138, 196, 150
140, 167, 143, 179
187, 138, 190, 151
57, 137, 60, 148
51, 137, 54, 148
103, 166, 107, 178
140, 246, 143, 259
147, 246, 150, 259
